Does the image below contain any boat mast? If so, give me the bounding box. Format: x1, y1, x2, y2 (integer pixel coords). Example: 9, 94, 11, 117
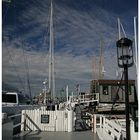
92, 57, 97, 80
49, 0, 55, 98
134, 16, 138, 74
98, 40, 103, 79
101, 41, 105, 79
134, 16, 138, 95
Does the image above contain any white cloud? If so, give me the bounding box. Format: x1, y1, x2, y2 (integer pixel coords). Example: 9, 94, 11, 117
2, 0, 137, 96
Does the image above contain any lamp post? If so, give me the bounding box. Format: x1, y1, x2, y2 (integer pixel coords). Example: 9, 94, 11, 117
116, 38, 134, 140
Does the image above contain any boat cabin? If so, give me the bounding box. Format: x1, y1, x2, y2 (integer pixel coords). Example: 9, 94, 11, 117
90, 79, 136, 103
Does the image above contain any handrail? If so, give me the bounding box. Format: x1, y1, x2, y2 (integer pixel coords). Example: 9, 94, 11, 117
84, 113, 124, 140
8, 113, 21, 119
13, 122, 24, 128
9, 113, 23, 130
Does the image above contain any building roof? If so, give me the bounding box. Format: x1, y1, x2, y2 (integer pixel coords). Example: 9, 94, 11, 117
94, 79, 135, 85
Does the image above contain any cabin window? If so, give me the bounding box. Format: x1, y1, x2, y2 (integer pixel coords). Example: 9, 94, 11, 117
129, 86, 131, 95
129, 85, 134, 95
102, 85, 108, 95
18, 94, 30, 104
2, 94, 17, 103
111, 86, 119, 101
111, 86, 124, 101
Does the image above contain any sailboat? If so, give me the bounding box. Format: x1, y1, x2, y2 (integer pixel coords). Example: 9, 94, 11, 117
2, 0, 138, 139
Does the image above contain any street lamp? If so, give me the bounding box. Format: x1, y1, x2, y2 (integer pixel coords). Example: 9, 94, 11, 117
117, 38, 133, 68
116, 37, 134, 140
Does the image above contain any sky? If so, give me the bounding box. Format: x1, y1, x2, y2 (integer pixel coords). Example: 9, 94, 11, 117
2, 0, 138, 97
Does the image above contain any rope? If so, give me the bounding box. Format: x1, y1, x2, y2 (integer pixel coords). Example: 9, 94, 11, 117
3, 0, 26, 92
4, 45, 25, 91
2, 0, 11, 24
109, 71, 124, 118
21, 41, 32, 103
41, 1, 52, 75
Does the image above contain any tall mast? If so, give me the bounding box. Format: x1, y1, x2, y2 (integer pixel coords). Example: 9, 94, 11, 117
101, 42, 105, 79
134, 16, 138, 94
134, 16, 138, 73
49, 0, 55, 98
117, 18, 121, 39
94, 57, 97, 79
98, 40, 102, 79
92, 57, 97, 80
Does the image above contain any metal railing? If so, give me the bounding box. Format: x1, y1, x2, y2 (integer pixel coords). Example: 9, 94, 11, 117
84, 113, 126, 140
8, 113, 23, 131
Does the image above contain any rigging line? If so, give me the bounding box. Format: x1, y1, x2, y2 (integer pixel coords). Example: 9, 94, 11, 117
42, 2, 51, 75
112, 71, 124, 106
2, 0, 11, 24
120, 22, 127, 38
4, 45, 25, 91
109, 71, 124, 118
43, 7, 51, 49
3, 0, 25, 91
21, 41, 32, 102
52, 0, 57, 74
26, 60, 32, 102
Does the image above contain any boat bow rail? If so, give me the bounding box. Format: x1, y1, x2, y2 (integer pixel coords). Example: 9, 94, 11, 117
85, 113, 123, 140
84, 113, 138, 140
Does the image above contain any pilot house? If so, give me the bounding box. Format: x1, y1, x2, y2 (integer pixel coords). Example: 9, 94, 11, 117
90, 79, 137, 103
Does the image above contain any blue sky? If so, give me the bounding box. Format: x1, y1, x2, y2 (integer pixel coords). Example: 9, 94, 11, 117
2, 0, 138, 96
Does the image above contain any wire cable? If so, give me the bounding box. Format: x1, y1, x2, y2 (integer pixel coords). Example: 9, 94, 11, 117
3, 0, 25, 92
2, 0, 11, 24
21, 41, 32, 103
4, 44, 25, 91
109, 71, 124, 118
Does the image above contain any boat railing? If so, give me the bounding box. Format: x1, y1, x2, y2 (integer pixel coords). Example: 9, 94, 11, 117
85, 113, 104, 133
78, 93, 99, 102
8, 113, 23, 129
84, 113, 125, 140
2, 112, 23, 140
20, 108, 74, 132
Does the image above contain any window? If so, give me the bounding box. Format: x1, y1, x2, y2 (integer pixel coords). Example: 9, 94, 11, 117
103, 85, 108, 95
111, 86, 124, 101
2, 94, 17, 103
129, 85, 134, 95
18, 94, 30, 104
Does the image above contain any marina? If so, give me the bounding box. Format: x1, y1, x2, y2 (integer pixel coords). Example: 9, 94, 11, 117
2, 0, 138, 140
2, 90, 138, 140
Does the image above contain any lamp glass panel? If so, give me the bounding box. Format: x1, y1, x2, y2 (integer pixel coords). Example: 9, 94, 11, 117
122, 46, 129, 57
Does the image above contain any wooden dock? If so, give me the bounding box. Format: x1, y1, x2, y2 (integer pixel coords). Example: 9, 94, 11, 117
13, 131, 100, 140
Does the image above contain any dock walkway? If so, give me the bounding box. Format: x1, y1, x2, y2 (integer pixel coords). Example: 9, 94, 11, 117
13, 131, 100, 140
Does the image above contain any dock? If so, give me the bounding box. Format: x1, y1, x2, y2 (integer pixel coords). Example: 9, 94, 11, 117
13, 131, 100, 140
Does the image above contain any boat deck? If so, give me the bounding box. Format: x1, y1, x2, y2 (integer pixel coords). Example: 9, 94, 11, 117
13, 131, 100, 140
